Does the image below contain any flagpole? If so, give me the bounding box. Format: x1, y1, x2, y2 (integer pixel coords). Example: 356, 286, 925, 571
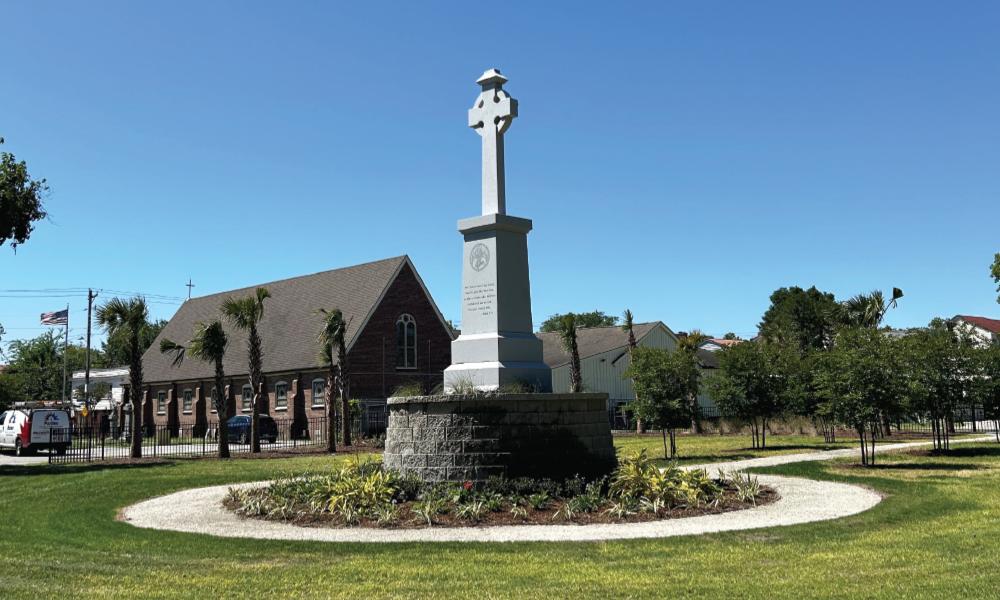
62, 303, 69, 403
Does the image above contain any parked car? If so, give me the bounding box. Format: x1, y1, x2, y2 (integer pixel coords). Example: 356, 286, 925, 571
0, 404, 71, 456
226, 415, 278, 444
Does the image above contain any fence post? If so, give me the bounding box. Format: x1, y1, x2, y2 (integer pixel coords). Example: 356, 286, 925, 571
49, 428, 53, 464
101, 429, 105, 461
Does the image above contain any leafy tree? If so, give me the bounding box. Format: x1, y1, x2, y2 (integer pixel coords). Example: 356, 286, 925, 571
557, 314, 583, 393
758, 286, 841, 352
318, 308, 349, 451
624, 346, 698, 458
722, 332, 740, 340
709, 340, 794, 449
0, 332, 98, 402
992, 253, 1000, 304
975, 344, 1000, 443
0, 137, 48, 251
160, 321, 231, 458
540, 310, 617, 333
96, 296, 149, 459
100, 318, 166, 367
901, 322, 977, 451
222, 287, 270, 453
815, 328, 906, 465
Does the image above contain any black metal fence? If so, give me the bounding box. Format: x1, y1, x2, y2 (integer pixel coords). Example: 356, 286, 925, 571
608, 403, 999, 435
47, 405, 389, 465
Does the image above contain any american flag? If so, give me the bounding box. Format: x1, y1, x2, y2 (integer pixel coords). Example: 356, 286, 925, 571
40, 309, 69, 326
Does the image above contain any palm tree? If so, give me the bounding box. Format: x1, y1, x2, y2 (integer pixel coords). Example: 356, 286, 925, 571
558, 314, 582, 393
221, 287, 270, 453
96, 296, 148, 459
676, 329, 709, 433
842, 288, 903, 329
160, 321, 231, 458
622, 309, 643, 433
317, 308, 350, 452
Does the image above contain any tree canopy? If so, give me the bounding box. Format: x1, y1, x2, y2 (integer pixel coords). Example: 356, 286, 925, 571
708, 340, 796, 448
992, 252, 1000, 304
758, 286, 842, 353
624, 346, 699, 457
0, 137, 48, 251
539, 310, 618, 332
100, 318, 166, 367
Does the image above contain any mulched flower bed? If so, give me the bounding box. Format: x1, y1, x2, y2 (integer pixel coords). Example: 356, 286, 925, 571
223, 484, 778, 529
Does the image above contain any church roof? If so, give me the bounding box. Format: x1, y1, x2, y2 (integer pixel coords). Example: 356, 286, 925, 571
538, 322, 664, 368
142, 256, 411, 383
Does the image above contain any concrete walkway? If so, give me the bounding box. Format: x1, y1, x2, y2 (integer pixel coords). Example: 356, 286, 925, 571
119, 436, 993, 543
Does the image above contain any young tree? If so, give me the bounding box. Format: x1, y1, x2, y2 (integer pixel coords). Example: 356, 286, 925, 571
676, 330, 709, 432
96, 296, 149, 459
221, 287, 270, 453
975, 344, 1000, 443
815, 327, 905, 465
0, 137, 48, 251
624, 346, 698, 458
540, 310, 618, 332
557, 313, 583, 393
317, 308, 349, 451
902, 322, 977, 451
160, 321, 232, 458
709, 340, 793, 449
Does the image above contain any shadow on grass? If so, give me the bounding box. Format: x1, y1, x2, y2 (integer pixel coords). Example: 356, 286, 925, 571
0, 461, 171, 477
923, 445, 1000, 458
861, 462, 985, 472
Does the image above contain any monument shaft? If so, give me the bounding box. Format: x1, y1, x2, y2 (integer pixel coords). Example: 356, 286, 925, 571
444, 69, 551, 392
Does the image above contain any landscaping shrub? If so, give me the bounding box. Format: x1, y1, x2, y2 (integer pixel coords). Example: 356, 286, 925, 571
226, 452, 766, 528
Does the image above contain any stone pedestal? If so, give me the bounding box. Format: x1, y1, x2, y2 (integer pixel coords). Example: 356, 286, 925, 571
383, 393, 615, 482
443, 214, 552, 392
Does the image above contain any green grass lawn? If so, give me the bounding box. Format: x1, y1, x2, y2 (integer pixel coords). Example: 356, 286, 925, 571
612, 431, 949, 466
2, 440, 999, 598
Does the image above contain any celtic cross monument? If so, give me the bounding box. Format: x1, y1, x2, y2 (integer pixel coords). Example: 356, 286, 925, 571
385, 69, 614, 482
443, 68, 552, 392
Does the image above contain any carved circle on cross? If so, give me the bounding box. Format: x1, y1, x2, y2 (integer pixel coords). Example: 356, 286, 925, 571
469, 243, 490, 272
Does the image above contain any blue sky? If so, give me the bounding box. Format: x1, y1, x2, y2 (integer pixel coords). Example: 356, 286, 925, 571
1, 1, 998, 353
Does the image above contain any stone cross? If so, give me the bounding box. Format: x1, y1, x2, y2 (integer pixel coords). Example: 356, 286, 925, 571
468, 68, 518, 215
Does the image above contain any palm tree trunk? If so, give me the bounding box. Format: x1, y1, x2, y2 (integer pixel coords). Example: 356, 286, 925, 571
129, 336, 143, 459
327, 367, 337, 453
212, 368, 229, 460
248, 325, 262, 453
339, 344, 351, 447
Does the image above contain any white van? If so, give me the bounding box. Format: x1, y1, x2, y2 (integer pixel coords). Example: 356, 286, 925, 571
0, 404, 71, 456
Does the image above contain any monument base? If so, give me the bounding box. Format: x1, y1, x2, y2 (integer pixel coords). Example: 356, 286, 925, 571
443, 359, 552, 392
383, 393, 617, 483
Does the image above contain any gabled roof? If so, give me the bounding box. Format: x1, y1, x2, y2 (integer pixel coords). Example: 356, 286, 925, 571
703, 338, 741, 348
142, 256, 421, 383
954, 315, 1000, 335
538, 322, 666, 368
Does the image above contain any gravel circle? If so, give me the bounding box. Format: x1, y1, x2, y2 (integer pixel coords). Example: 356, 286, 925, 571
122, 437, 999, 543
120, 473, 877, 543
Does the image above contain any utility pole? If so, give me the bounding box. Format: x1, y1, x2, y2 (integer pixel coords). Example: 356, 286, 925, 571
85, 289, 98, 408
62, 303, 69, 403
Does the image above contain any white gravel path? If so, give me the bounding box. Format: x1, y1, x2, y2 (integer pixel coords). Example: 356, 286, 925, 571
119, 436, 993, 543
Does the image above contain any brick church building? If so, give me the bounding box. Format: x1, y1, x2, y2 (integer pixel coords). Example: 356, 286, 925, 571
137, 256, 453, 437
